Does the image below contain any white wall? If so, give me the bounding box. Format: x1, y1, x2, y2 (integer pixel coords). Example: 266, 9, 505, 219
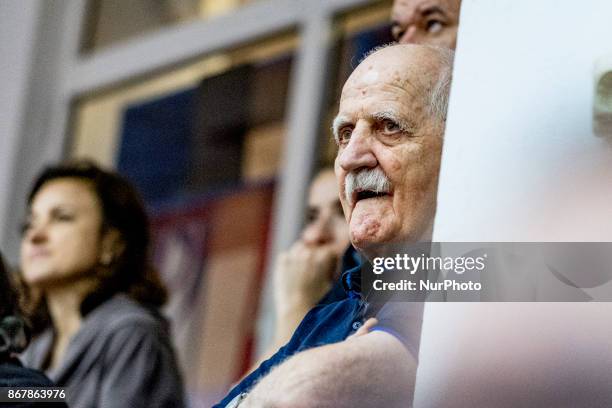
416, 1, 612, 406
434, 0, 612, 242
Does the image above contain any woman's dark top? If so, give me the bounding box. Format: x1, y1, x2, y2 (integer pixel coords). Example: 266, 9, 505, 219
21, 294, 185, 408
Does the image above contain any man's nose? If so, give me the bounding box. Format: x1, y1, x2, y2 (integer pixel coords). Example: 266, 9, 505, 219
337, 125, 377, 173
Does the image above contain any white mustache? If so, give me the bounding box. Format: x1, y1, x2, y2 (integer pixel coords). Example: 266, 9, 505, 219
345, 168, 392, 205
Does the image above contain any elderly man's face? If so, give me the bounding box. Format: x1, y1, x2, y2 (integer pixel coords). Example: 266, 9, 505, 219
391, 0, 461, 49
333, 46, 445, 250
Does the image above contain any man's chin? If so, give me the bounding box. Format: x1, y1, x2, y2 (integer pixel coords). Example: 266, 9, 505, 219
348, 202, 393, 247
348, 221, 390, 251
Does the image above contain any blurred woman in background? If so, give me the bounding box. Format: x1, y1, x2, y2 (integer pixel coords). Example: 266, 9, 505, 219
0, 251, 68, 407
19, 160, 184, 408
252, 168, 350, 367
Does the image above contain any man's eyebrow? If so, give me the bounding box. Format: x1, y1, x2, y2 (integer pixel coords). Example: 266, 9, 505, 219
371, 110, 416, 133
421, 5, 446, 17
331, 115, 352, 142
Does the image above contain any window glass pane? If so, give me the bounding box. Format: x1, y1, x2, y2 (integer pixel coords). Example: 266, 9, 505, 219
81, 0, 264, 53
71, 32, 297, 186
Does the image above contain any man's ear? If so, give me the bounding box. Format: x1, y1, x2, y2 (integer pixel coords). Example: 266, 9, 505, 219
99, 228, 126, 266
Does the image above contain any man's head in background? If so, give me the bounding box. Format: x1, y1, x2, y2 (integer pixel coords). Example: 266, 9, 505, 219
302, 168, 350, 258
391, 0, 462, 49
333, 44, 453, 252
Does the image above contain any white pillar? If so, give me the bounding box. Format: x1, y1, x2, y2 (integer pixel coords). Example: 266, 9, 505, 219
0, 0, 44, 263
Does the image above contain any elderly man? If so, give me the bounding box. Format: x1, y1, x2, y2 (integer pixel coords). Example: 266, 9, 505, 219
391, 0, 462, 49
216, 43, 453, 408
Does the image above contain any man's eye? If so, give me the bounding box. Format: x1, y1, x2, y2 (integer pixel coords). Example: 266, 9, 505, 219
426, 20, 444, 34
382, 119, 401, 133
338, 128, 353, 145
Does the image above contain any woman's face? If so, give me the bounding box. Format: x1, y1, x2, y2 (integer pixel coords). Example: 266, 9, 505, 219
20, 178, 105, 288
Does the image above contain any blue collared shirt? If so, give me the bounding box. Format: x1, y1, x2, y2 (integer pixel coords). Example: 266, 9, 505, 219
215, 246, 422, 407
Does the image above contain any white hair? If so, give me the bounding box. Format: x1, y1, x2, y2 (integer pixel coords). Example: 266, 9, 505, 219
427, 46, 454, 125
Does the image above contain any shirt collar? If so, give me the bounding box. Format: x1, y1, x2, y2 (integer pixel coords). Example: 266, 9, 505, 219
341, 246, 363, 298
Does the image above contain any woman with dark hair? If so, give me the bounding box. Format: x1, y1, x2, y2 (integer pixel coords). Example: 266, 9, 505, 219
19, 160, 184, 408
0, 252, 68, 407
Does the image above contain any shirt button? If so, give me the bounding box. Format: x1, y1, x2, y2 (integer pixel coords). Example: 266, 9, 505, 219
352, 321, 362, 330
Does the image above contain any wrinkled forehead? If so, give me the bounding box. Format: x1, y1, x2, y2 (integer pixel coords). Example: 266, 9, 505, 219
340, 59, 430, 109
